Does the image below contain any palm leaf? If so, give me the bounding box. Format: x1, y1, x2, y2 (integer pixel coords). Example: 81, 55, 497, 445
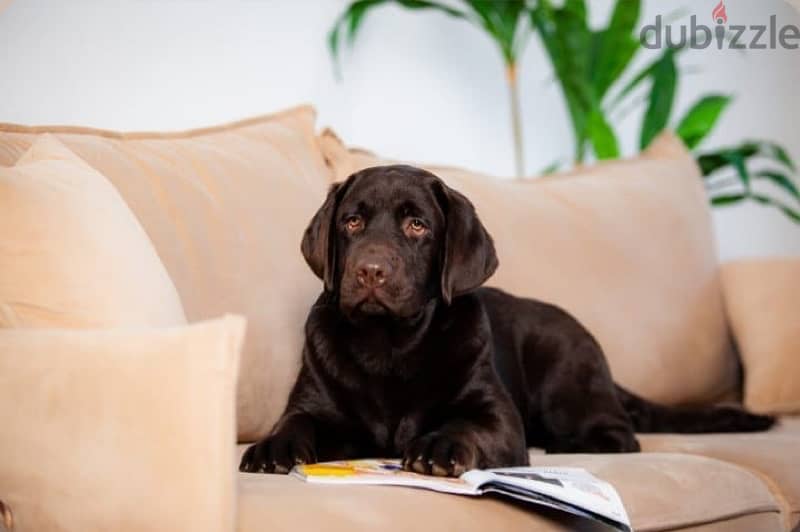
745, 141, 797, 172
640, 48, 677, 149
749, 194, 800, 222
725, 150, 750, 190
710, 192, 800, 222
675, 94, 732, 149
531, 0, 594, 161
397, 0, 467, 16
591, 0, 641, 100
755, 170, 800, 202
328, 0, 468, 75
607, 57, 656, 112
588, 108, 620, 159
608, 38, 694, 113
698, 142, 795, 176
696, 144, 759, 176
462, 0, 528, 64
710, 194, 747, 206
540, 159, 564, 175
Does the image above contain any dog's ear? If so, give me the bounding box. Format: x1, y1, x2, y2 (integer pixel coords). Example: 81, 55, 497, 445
301, 181, 349, 292
436, 183, 498, 305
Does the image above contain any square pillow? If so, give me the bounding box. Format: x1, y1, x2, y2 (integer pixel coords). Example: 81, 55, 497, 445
0, 134, 186, 328
0, 315, 245, 532
722, 258, 800, 414
0, 107, 331, 441
317, 129, 738, 406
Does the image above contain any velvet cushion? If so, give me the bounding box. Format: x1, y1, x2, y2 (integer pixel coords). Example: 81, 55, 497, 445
721, 258, 800, 414
0, 134, 186, 328
0, 316, 245, 532
0, 107, 331, 441
317, 130, 738, 406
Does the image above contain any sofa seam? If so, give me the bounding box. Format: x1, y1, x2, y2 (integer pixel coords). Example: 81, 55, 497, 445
732, 463, 796, 531
638, 506, 782, 532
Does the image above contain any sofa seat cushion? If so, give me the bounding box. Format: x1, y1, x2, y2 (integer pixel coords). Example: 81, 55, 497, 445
318, 129, 738, 407
236, 450, 781, 532
0, 106, 332, 442
640, 418, 800, 530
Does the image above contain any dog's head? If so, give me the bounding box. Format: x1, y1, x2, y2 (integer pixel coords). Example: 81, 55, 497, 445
301, 165, 497, 320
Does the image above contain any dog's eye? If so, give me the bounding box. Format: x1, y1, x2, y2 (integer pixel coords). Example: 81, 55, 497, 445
345, 215, 363, 233
405, 218, 427, 237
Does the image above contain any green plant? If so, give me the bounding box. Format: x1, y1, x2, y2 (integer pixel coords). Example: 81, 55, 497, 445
532, 0, 800, 222
530, 0, 636, 162
328, 0, 533, 178
327, 0, 800, 222
699, 142, 800, 222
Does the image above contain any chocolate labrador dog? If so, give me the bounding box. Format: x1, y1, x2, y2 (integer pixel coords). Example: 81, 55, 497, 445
240, 165, 774, 477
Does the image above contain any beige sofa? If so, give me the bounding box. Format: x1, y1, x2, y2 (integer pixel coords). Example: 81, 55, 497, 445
0, 105, 798, 532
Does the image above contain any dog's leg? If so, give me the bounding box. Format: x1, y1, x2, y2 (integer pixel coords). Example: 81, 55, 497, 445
525, 336, 640, 454
239, 413, 319, 473
239, 364, 352, 473
480, 290, 640, 454
402, 418, 527, 476
401, 376, 529, 476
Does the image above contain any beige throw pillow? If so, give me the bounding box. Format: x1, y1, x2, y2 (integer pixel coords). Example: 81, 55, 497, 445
0, 134, 186, 328
0, 315, 245, 532
722, 258, 800, 414
317, 130, 738, 406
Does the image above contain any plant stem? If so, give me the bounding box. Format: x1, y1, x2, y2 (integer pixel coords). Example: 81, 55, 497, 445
506, 62, 525, 179
575, 138, 586, 164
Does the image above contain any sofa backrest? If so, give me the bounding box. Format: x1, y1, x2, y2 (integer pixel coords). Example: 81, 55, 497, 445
0, 106, 331, 442
0, 109, 740, 443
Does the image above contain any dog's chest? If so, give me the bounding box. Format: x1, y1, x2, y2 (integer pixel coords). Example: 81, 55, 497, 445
359, 379, 420, 452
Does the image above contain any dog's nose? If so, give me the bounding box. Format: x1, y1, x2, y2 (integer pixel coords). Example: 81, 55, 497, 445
357, 262, 391, 288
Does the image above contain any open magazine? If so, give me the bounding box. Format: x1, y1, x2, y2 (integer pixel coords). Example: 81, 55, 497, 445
292, 459, 631, 531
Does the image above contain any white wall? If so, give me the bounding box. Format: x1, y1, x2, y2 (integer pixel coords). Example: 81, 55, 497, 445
1, 0, 798, 260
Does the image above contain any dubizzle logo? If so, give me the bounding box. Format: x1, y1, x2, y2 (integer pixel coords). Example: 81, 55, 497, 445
712, 0, 728, 25
641, 1, 800, 50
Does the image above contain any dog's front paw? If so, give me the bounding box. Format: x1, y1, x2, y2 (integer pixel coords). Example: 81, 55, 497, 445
402, 432, 479, 477
239, 432, 316, 474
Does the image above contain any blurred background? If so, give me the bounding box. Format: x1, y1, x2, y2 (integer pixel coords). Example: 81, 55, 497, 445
1, 0, 798, 260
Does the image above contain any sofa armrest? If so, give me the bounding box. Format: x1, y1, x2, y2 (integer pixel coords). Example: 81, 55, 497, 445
721, 258, 800, 414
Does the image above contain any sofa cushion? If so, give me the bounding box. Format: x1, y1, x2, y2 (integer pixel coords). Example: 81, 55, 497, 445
236, 452, 781, 532
0, 316, 245, 532
0, 106, 331, 442
0, 134, 186, 328
317, 130, 738, 406
721, 258, 800, 415
640, 418, 800, 530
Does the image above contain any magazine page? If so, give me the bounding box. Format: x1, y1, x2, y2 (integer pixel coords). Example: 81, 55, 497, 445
479, 486, 608, 525
291, 459, 479, 495
465, 466, 630, 528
